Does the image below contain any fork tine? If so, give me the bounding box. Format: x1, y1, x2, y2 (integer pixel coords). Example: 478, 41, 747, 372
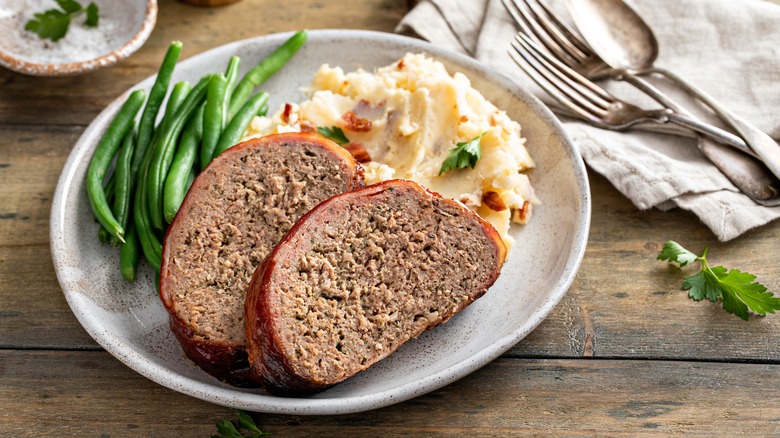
520, 0, 590, 64
533, 0, 593, 58
508, 43, 598, 123
501, 0, 537, 39
502, 0, 579, 67
516, 33, 614, 110
509, 36, 607, 122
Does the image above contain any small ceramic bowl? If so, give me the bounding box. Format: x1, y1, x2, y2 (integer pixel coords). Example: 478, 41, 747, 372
0, 0, 157, 76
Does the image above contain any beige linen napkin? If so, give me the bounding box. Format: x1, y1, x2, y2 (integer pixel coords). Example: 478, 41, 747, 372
397, 0, 780, 241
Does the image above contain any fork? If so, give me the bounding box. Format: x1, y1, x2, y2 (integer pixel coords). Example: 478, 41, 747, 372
503, 0, 780, 204
509, 33, 780, 206
502, 0, 708, 118
502, 0, 753, 156
509, 33, 753, 152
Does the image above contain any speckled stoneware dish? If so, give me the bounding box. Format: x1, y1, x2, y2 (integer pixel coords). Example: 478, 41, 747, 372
50, 30, 591, 415
0, 0, 156, 76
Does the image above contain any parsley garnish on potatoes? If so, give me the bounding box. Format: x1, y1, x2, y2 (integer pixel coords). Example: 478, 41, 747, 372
317, 126, 350, 145
438, 132, 485, 176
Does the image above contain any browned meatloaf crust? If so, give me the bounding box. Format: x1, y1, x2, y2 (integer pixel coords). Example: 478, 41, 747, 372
159, 133, 364, 386
244, 179, 507, 396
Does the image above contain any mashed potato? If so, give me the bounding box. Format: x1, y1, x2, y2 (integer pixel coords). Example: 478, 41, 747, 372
243, 53, 537, 248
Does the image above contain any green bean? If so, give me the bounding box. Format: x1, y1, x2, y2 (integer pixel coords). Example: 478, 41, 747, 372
132, 41, 183, 179
109, 122, 136, 246
86, 89, 146, 243
98, 227, 109, 244
164, 105, 203, 223
200, 74, 227, 171
224, 56, 241, 102
147, 75, 212, 231
140, 79, 191, 206
132, 81, 191, 271
185, 167, 196, 193
162, 81, 193, 127
97, 174, 116, 243
257, 102, 269, 117
214, 92, 268, 158
134, 148, 162, 271
228, 30, 307, 117
120, 220, 140, 282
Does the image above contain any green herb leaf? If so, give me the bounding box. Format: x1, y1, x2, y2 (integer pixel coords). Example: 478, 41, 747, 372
317, 126, 349, 145
25, 0, 100, 41
85, 3, 99, 27
657, 240, 697, 267
718, 268, 779, 319
25, 10, 71, 42
681, 270, 721, 302
56, 0, 82, 13
213, 419, 243, 438
213, 411, 271, 437
659, 240, 780, 320
237, 411, 263, 434
438, 132, 485, 176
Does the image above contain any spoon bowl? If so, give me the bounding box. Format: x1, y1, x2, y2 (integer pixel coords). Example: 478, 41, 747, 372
565, 0, 780, 189
565, 0, 657, 70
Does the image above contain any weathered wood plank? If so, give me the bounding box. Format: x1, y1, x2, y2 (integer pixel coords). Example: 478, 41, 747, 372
508, 169, 780, 361
1, 351, 778, 436
0, 0, 409, 127
3, 139, 780, 358
0, 244, 97, 348
1, 0, 779, 365
0, 126, 99, 347
0, 126, 77, 248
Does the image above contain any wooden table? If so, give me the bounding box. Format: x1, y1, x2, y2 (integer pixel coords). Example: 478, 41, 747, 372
2, 0, 779, 435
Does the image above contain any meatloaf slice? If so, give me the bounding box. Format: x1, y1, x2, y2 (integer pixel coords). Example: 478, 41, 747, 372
159, 133, 364, 386
244, 179, 507, 396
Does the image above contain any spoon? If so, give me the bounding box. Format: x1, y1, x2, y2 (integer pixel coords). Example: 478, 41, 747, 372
565, 0, 780, 188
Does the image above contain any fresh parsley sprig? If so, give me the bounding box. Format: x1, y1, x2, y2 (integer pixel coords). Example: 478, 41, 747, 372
317, 126, 350, 145
438, 132, 485, 176
658, 240, 780, 320
25, 0, 99, 42
212, 410, 271, 438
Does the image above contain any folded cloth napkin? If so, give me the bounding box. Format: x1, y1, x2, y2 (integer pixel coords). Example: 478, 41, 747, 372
397, 0, 780, 241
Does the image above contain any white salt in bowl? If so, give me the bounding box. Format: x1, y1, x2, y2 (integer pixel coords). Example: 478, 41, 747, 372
0, 0, 157, 76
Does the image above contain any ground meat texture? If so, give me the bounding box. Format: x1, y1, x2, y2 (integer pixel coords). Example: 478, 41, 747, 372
159, 133, 364, 386
245, 179, 507, 395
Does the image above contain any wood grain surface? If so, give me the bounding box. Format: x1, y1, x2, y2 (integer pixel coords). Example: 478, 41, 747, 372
1, 0, 779, 436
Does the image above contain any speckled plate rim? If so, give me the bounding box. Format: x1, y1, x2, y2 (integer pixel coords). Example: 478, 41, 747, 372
0, 0, 157, 76
51, 29, 591, 415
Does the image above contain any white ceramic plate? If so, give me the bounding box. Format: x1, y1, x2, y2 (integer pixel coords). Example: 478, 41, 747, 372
51, 30, 590, 415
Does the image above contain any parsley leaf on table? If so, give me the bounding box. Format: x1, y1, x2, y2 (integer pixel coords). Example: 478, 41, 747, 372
438, 132, 485, 176
317, 126, 350, 145
24, 0, 99, 42
212, 410, 271, 438
658, 240, 780, 320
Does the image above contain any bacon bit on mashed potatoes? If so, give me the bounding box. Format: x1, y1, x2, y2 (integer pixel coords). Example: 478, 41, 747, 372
242, 53, 537, 248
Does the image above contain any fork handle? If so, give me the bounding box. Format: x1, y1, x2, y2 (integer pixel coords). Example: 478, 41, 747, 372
611, 71, 758, 158
696, 137, 780, 204
619, 73, 758, 158
659, 111, 754, 155
641, 67, 780, 182
619, 74, 779, 201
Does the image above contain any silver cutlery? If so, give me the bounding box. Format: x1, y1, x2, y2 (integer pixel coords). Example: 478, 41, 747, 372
502, 0, 780, 204
565, 0, 780, 183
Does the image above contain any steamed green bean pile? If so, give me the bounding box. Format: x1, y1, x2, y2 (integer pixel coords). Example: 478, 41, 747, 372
87, 30, 308, 282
